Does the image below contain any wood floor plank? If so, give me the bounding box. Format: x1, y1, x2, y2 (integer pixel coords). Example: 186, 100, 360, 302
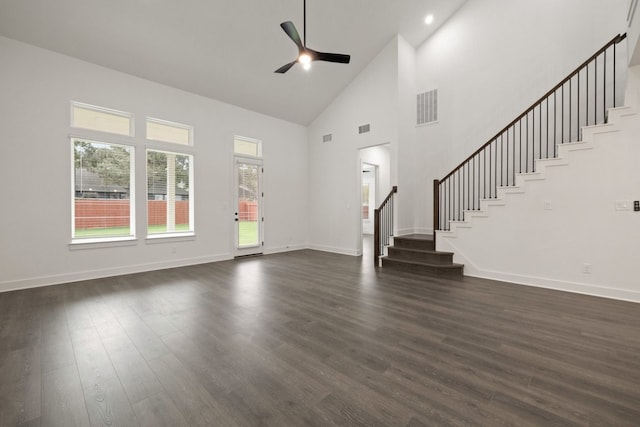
0, 346, 41, 426
74, 340, 139, 427
101, 335, 163, 405
147, 353, 240, 426
41, 365, 89, 427
132, 392, 189, 427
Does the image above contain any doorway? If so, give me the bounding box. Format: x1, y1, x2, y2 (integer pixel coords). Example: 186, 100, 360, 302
234, 157, 263, 257
358, 143, 391, 259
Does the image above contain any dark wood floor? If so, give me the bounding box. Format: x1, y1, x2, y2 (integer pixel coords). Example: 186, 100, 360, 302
1, 247, 640, 426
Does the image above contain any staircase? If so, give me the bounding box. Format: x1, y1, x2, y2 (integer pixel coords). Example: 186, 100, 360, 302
374, 34, 626, 282
434, 34, 626, 237
381, 234, 464, 278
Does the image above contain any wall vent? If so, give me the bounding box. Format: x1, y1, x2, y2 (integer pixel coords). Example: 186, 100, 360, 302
417, 89, 438, 125
322, 133, 332, 143
358, 124, 371, 134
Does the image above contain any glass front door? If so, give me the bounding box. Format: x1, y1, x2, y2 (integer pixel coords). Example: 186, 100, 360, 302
234, 157, 262, 256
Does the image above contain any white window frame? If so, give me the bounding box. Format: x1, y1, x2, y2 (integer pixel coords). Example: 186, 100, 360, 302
70, 137, 136, 245
145, 148, 195, 240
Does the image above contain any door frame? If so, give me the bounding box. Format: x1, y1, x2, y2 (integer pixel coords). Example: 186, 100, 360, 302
357, 143, 392, 256
233, 155, 264, 257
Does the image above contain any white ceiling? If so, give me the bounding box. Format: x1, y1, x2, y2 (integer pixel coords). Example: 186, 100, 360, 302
0, 0, 466, 125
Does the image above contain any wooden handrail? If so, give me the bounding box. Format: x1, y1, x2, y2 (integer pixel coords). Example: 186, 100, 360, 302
379, 186, 398, 208
439, 33, 627, 183
374, 186, 397, 267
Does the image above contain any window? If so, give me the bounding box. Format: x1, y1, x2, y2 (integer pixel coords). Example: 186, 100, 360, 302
72, 139, 134, 240
146, 118, 192, 145
234, 137, 261, 157
147, 149, 193, 236
71, 102, 133, 136
362, 183, 370, 220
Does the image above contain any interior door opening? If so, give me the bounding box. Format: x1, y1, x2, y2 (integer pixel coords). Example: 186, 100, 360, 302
358, 143, 391, 259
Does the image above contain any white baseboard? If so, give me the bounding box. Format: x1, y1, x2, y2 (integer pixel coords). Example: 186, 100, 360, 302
396, 228, 415, 236
464, 269, 640, 304
396, 227, 433, 236
0, 253, 233, 293
414, 227, 434, 235
441, 239, 640, 304
307, 244, 360, 256
264, 244, 308, 255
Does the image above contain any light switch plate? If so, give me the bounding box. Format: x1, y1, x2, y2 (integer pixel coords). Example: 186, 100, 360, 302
615, 200, 631, 211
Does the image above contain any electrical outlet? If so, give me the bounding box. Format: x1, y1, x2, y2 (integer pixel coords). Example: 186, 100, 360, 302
583, 263, 592, 274
544, 200, 552, 211
635, 201, 640, 212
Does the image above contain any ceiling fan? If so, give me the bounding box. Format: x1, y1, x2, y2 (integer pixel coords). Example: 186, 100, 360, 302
274, 0, 351, 74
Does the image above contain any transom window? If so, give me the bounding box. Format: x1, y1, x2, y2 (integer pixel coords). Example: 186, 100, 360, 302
146, 117, 192, 145
71, 102, 133, 136
234, 137, 262, 157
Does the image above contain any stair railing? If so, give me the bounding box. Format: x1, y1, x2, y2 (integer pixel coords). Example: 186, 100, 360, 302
374, 186, 397, 267
433, 33, 627, 237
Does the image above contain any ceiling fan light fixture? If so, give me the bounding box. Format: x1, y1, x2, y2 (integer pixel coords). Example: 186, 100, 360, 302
298, 52, 312, 65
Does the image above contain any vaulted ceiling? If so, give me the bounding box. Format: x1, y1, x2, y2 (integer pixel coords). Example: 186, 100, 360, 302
0, 0, 466, 125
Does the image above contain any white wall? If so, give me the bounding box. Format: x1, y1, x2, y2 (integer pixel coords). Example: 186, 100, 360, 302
0, 36, 308, 291
437, 103, 640, 302
413, 0, 628, 232
396, 35, 419, 235
307, 37, 399, 255
627, 0, 640, 65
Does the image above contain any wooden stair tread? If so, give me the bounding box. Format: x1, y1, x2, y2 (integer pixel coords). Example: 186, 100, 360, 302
388, 246, 453, 256
394, 234, 434, 241
383, 257, 463, 269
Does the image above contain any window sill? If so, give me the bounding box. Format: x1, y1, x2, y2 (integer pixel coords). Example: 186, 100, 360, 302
69, 236, 138, 250
146, 232, 196, 244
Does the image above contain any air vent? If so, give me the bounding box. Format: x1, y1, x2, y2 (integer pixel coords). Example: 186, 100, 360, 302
358, 124, 371, 134
322, 133, 332, 143
417, 89, 438, 125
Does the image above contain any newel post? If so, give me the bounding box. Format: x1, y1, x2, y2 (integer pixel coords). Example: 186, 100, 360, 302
373, 207, 380, 267
433, 179, 440, 249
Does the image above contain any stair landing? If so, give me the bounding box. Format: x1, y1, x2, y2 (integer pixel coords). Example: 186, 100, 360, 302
381, 234, 464, 278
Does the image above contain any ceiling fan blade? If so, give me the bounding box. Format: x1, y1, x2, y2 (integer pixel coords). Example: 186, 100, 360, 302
311, 50, 350, 64
280, 21, 304, 51
274, 61, 297, 74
